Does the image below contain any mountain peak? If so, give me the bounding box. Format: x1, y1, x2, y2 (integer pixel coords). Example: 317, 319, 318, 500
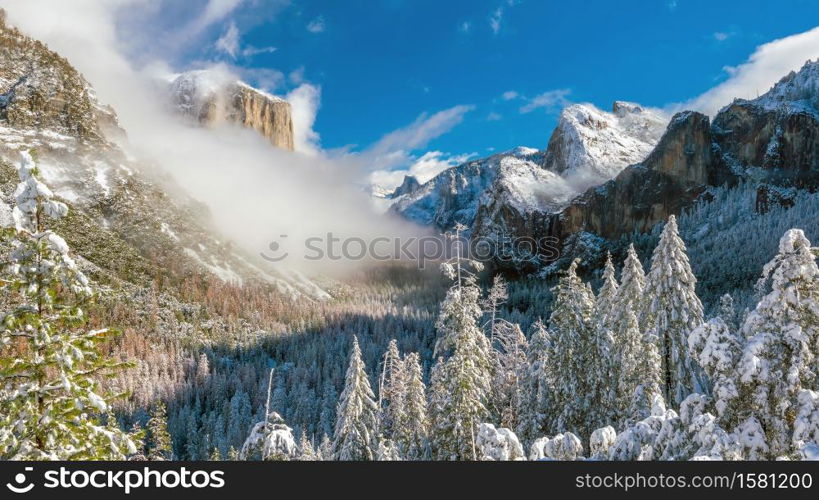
748, 59, 819, 114
543, 101, 667, 181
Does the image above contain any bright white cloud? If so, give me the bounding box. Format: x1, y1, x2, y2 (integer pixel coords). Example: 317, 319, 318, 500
286, 83, 322, 155
519, 88, 572, 113
501, 90, 518, 100
680, 26, 819, 116
307, 16, 325, 33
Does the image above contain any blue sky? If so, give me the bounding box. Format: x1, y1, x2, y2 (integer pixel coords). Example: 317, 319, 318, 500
195, 0, 819, 159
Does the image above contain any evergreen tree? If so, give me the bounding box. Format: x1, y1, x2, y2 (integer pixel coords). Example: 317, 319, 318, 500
491, 322, 529, 431
618, 305, 662, 426
146, 401, 173, 460
548, 259, 607, 442
395, 352, 428, 459
641, 215, 705, 406
734, 229, 819, 458
378, 339, 405, 441
595, 252, 619, 329
518, 320, 552, 444
0, 152, 135, 460
333, 336, 378, 460
297, 430, 318, 460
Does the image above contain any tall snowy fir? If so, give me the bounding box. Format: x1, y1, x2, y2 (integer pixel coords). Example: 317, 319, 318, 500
0, 152, 135, 460
394, 352, 428, 459
547, 259, 606, 443
378, 339, 405, 442
428, 235, 493, 460
733, 229, 819, 458
595, 252, 619, 329
518, 320, 552, 445
641, 215, 705, 406
333, 336, 379, 460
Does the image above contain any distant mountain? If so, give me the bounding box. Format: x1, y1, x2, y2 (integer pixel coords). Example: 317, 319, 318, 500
168, 70, 295, 151
382, 101, 667, 237
383, 60, 819, 271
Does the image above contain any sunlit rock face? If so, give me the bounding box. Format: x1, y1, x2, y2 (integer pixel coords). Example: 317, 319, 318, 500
170, 70, 295, 151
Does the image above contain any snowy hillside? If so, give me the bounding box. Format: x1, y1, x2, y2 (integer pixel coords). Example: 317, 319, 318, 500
741, 59, 819, 115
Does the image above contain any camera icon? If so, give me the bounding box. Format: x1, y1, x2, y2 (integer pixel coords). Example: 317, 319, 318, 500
6, 467, 35, 494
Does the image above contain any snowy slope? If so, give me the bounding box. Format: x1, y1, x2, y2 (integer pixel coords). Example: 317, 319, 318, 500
740, 59, 819, 116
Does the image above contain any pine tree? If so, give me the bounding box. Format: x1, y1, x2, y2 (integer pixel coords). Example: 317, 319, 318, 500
333, 336, 379, 460
518, 320, 552, 444
297, 430, 318, 460
428, 230, 493, 460
0, 151, 135, 460
610, 243, 646, 334
146, 401, 173, 460
548, 259, 607, 442
491, 322, 529, 431
619, 305, 662, 426
735, 229, 819, 458
378, 339, 405, 441
595, 252, 619, 329
395, 352, 428, 459
641, 215, 705, 406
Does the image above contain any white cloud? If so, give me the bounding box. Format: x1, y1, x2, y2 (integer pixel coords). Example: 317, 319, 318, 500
486, 112, 502, 121
501, 90, 518, 100
679, 26, 819, 116
519, 88, 572, 113
186, 0, 246, 37
366, 105, 475, 162
307, 16, 325, 33
489, 7, 503, 34
370, 151, 476, 190
215, 21, 240, 58
286, 83, 322, 155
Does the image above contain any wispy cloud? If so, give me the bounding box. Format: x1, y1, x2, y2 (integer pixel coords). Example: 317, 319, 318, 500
215, 21, 276, 59
501, 90, 519, 100
307, 16, 325, 33
519, 88, 572, 113
367, 105, 475, 161
713, 31, 730, 42
489, 7, 503, 34
679, 26, 819, 116
458, 21, 471, 33
486, 112, 502, 121
370, 151, 476, 190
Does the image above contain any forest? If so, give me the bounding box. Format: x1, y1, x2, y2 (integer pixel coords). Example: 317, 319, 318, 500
1, 153, 818, 461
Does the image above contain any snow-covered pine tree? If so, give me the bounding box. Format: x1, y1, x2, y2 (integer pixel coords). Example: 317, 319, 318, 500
378, 339, 405, 441
395, 352, 428, 459
517, 320, 552, 445
146, 401, 173, 460
491, 321, 529, 431
641, 215, 706, 406
297, 430, 318, 460
428, 224, 493, 460
735, 229, 819, 459
610, 244, 646, 333
618, 305, 663, 426
548, 259, 606, 442
595, 252, 619, 329
0, 151, 135, 460
333, 336, 379, 460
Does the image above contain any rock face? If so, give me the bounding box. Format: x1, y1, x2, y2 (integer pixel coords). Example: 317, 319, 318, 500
170, 71, 295, 151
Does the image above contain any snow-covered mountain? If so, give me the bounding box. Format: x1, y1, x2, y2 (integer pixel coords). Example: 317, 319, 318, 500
384, 101, 667, 234
542, 101, 667, 180
168, 69, 295, 151
0, 18, 326, 299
